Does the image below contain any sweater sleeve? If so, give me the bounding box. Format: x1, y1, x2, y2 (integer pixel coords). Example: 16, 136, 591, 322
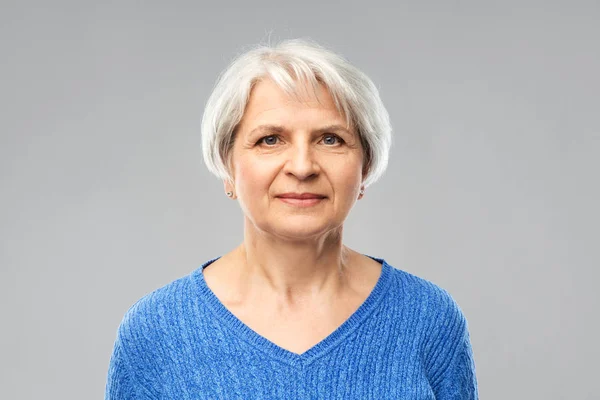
426, 290, 479, 399
105, 301, 160, 400
432, 319, 478, 399
105, 334, 139, 400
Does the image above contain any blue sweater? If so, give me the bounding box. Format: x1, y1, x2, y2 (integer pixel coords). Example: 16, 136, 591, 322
105, 256, 478, 399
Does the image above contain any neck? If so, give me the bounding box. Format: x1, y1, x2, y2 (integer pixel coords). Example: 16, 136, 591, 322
235, 218, 354, 301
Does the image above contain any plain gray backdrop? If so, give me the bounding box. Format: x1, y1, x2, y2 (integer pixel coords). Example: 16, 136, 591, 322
1, 1, 598, 399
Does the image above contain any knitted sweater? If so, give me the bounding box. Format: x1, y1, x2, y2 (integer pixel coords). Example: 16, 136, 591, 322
105, 256, 478, 399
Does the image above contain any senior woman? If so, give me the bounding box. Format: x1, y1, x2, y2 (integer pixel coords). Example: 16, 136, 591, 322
105, 39, 478, 399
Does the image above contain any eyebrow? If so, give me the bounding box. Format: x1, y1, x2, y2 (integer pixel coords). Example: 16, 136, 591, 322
248, 124, 352, 136
248, 125, 286, 136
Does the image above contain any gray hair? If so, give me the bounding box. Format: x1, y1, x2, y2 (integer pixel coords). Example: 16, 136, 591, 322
201, 38, 392, 188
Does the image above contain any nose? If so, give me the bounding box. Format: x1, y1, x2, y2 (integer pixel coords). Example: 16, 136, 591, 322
282, 142, 320, 180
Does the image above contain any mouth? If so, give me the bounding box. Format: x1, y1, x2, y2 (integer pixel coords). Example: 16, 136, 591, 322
277, 197, 325, 207
276, 193, 327, 207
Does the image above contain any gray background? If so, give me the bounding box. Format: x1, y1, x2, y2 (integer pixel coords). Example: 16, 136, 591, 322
1, 1, 598, 399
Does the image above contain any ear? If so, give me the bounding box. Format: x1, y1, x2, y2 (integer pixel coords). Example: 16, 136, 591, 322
362, 158, 371, 181
358, 185, 365, 200
223, 179, 235, 199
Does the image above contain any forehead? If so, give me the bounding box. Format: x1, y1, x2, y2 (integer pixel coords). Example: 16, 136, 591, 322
239, 78, 349, 130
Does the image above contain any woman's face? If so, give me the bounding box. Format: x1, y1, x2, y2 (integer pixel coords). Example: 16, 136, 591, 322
228, 78, 364, 240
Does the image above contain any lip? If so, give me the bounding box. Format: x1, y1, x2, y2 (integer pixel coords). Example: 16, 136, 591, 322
277, 192, 326, 199
277, 197, 325, 207
276, 193, 326, 208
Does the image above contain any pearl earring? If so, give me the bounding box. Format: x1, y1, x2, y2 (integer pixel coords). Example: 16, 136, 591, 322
226, 191, 233, 197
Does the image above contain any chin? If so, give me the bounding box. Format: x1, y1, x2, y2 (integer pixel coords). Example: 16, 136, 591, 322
268, 221, 339, 240
274, 231, 329, 241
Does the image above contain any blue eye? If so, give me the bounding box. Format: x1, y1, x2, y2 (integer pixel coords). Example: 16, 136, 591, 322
323, 134, 343, 145
258, 135, 279, 146
257, 134, 343, 146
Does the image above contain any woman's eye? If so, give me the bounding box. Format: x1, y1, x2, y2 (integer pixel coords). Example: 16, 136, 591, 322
323, 134, 343, 145
258, 135, 279, 146
257, 134, 343, 146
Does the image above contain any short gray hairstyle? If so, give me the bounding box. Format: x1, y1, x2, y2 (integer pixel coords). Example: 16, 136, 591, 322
201, 38, 392, 188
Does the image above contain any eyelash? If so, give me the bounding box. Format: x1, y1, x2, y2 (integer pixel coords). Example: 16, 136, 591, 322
256, 134, 345, 146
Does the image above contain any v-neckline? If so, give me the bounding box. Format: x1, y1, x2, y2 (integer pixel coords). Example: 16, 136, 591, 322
191, 255, 394, 366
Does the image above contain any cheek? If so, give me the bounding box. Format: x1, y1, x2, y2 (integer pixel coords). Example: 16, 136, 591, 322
338, 169, 364, 204
338, 173, 362, 197
234, 157, 273, 196
329, 157, 363, 186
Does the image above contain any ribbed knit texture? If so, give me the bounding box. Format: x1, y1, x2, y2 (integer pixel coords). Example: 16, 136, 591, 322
105, 256, 478, 399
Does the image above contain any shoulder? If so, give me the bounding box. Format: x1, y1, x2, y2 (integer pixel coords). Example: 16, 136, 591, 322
384, 260, 468, 332
107, 271, 201, 398
384, 261, 472, 369
116, 269, 200, 343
